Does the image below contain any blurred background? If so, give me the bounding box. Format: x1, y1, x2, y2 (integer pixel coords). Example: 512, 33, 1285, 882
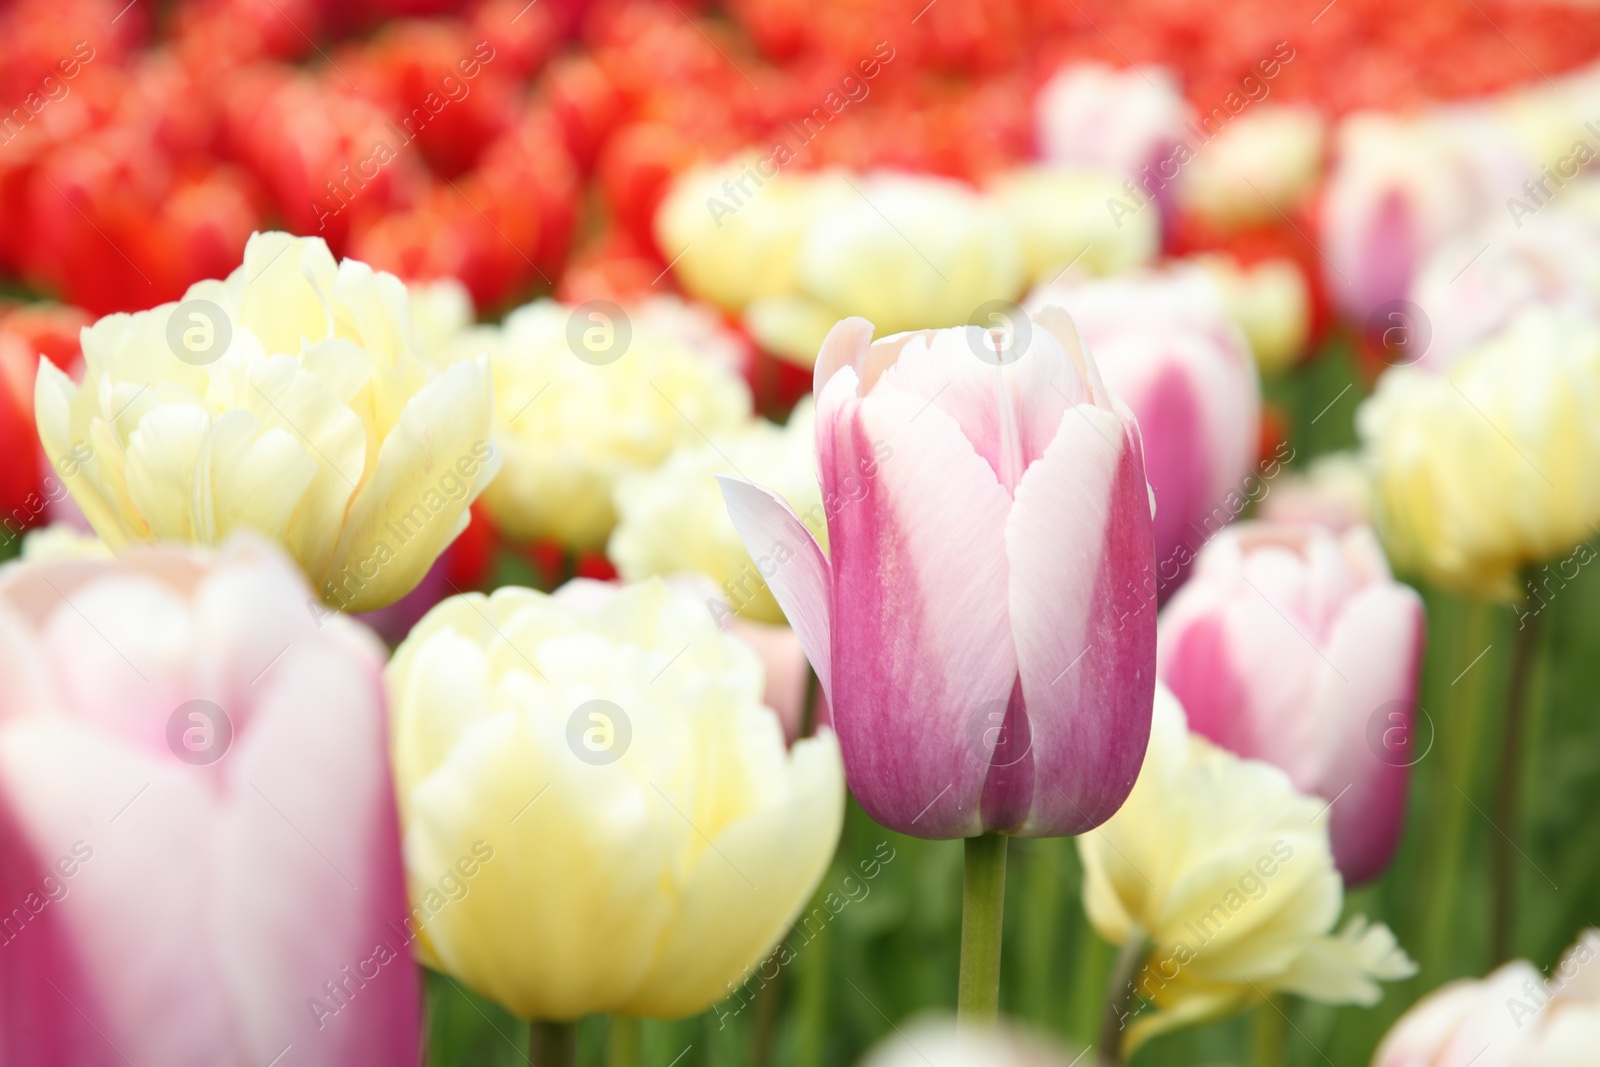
4, 0, 1600, 1064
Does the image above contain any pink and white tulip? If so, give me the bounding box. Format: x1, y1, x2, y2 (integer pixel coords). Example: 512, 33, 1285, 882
1035, 63, 1190, 190
1027, 268, 1261, 597
1157, 521, 1425, 883
0, 536, 418, 1066
719, 312, 1157, 839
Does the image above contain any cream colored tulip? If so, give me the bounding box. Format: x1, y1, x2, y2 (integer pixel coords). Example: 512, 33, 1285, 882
1191, 253, 1312, 374
1358, 306, 1600, 598
990, 166, 1159, 285
434, 298, 752, 549
1079, 686, 1414, 1055
385, 578, 845, 1020
34, 232, 498, 613
1179, 106, 1325, 227
610, 399, 821, 623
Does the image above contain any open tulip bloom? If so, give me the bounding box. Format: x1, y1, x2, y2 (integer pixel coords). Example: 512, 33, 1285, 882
719, 308, 1158, 1019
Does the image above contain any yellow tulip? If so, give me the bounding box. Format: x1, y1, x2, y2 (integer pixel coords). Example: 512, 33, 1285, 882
385, 578, 845, 1020
1078, 686, 1414, 1056
990, 166, 1159, 285
1357, 306, 1600, 599
34, 232, 498, 613
433, 298, 752, 550
610, 399, 822, 623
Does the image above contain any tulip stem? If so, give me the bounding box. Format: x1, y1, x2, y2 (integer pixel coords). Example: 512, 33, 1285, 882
1097, 931, 1149, 1066
800, 665, 820, 738
957, 832, 1009, 1026
1492, 599, 1542, 964
529, 1020, 578, 1067
608, 1016, 640, 1067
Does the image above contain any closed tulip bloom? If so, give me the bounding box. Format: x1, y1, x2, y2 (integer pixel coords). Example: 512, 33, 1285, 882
1035, 63, 1190, 185
1179, 106, 1325, 228
435, 298, 751, 550
386, 579, 844, 1020
0, 535, 417, 1066
33, 232, 499, 613
719, 310, 1157, 839
1157, 521, 1425, 883
1079, 687, 1415, 1056
856, 1016, 1081, 1067
1027, 268, 1260, 592
1357, 306, 1600, 598
610, 399, 821, 624
1259, 452, 1373, 534
989, 166, 1159, 285
1374, 931, 1600, 1067
1191, 253, 1313, 375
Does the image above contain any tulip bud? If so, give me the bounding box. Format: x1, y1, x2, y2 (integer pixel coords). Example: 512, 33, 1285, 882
1035, 63, 1191, 188
1357, 306, 1600, 598
856, 1016, 1081, 1067
1179, 105, 1325, 228
385, 579, 845, 1020
1158, 521, 1426, 883
720, 310, 1157, 839
0, 535, 418, 1065
989, 166, 1159, 286
34, 232, 500, 613
1027, 267, 1261, 596
1079, 686, 1415, 1056
1258, 452, 1373, 534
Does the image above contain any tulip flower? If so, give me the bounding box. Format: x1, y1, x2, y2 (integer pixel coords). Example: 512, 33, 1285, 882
719, 311, 1156, 841
427, 297, 751, 550
1374, 930, 1600, 1067
1026, 268, 1261, 594
1079, 686, 1415, 1058
1178, 106, 1325, 228
1157, 521, 1426, 883
1320, 110, 1527, 321
856, 1016, 1082, 1067
385, 578, 845, 1022
1357, 305, 1600, 599
34, 232, 499, 614
610, 399, 821, 624
989, 166, 1159, 286
1189, 253, 1313, 375
1259, 452, 1373, 533
0, 535, 418, 1066
1034, 63, 1190, 188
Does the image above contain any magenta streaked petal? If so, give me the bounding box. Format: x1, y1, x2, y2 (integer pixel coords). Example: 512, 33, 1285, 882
825, 386, 1016, 838
1005, 404, 1156, 835
716, 476, 834, 700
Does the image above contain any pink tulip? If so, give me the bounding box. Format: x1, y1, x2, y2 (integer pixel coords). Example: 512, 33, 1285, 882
1028, 268, 1261, 599
0, 536, 418, 1066
1157, 521, 1425, 883
719, 311, 1157, 839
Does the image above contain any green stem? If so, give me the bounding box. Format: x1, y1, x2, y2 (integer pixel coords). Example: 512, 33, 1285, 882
1097, 932, 1149, 1067
529, 1020, 578, 1067
608, 1016, 640, 1067
1252, 996, 1288, 1067
800, 665, 820, 739
750, 953, 786, 1067
794, 889, 830, 1067
1492, 598, 1541, 964
958, 832, 1009, 1026
1017, 839, 1065, 1025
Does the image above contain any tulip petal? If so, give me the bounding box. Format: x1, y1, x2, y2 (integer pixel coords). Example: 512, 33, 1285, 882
716, 476, 833, 700
1005, 403, 1156, 835
822, 376, 1015, 837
